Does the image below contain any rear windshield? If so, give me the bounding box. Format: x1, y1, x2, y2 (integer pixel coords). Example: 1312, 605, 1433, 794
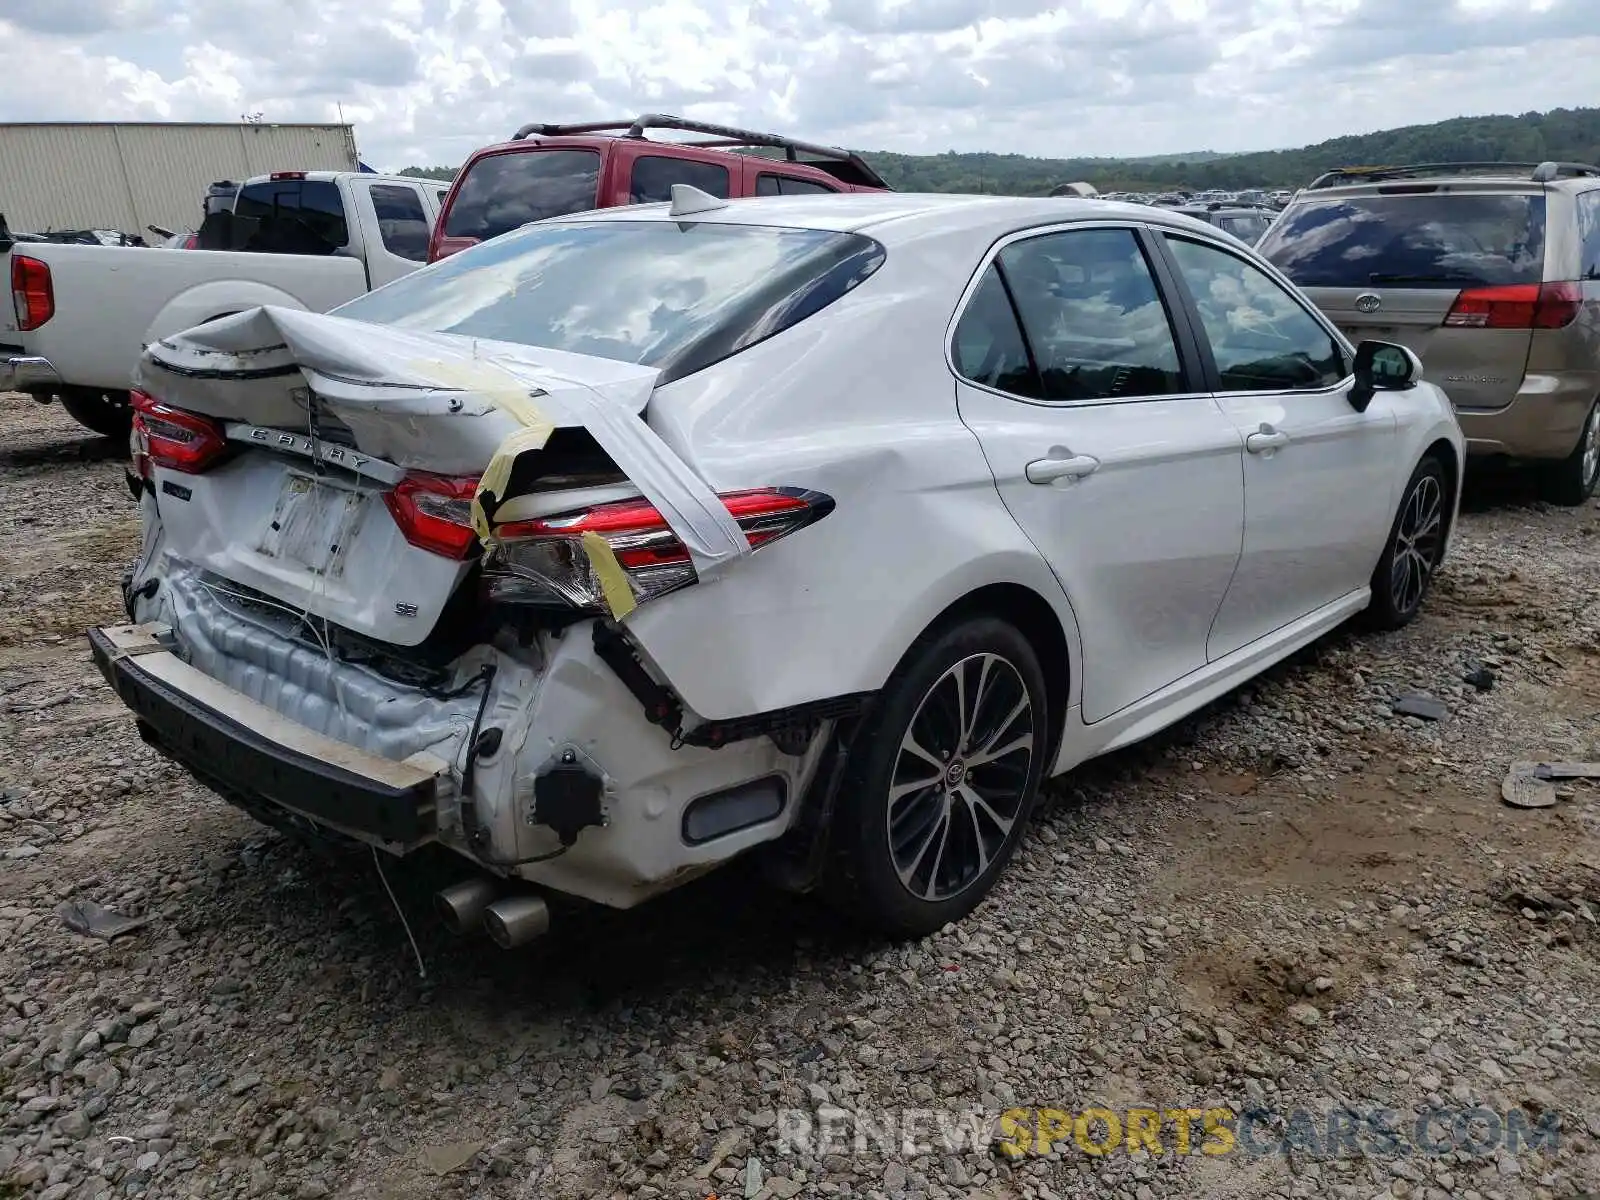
1217, 213, 1270, 243
335, 219, 886, 381
442, 149, 601, 242
1258, 192, 1547, 288
233, 179, 347, 253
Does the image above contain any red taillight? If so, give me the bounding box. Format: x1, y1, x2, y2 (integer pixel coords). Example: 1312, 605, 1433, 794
488, 487, 832, 613
129, 389, 228, 478
383, 473, 481, 559
11, 254, 53, 332
1443, 282, 1582, 330
269, 171, 306, 181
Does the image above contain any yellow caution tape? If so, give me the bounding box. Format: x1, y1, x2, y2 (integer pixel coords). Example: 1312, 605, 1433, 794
581, 531, 637, 621
400, 355, 640, 622
402, 357, 556, 543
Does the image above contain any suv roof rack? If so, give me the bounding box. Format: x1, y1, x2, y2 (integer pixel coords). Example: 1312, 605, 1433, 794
509, 113, 888, 189
1306, 161, 1600, 190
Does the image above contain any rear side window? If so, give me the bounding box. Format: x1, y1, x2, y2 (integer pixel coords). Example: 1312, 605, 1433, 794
369, 184, 430, 262
335, 220, 885, 382
756, 173, 838, 197
629, 156, 730, 203
233, 179, 347, 252
996, 227, 1184, 402
443, 150, 600, 241
951, 267, 1040, 397
1259, 192, 1548, 288
1579, 192, 1600, 279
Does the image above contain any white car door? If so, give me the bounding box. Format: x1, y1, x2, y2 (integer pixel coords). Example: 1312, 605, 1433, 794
349, 179, 435, 290
953, 223, 1247, 724
1154, 232, 1401, 661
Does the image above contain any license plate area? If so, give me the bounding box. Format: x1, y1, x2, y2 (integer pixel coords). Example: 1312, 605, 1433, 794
256, 471, 371, 578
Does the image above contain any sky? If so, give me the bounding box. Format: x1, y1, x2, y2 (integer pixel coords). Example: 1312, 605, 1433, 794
0, 0, 1595, 172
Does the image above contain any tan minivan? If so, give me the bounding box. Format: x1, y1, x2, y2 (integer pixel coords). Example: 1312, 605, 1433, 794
1259, 161, 1600, 504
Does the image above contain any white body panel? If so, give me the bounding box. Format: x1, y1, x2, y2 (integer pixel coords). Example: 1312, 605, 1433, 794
12, 174, 439, 393
955, 381, 1245, 723
1208, 384, 1400, 659
110, 192, 1466, 911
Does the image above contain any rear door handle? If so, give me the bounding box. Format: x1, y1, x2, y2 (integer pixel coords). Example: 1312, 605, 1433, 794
1025, 452, 1100, 485
1245, 424, 1291, 454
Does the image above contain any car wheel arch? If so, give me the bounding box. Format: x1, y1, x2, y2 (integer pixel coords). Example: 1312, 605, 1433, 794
1423, 435, 1461, 545
897, 581, 1073, 770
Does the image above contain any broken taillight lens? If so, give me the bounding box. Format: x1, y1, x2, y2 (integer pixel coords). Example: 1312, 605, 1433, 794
383, 472, 482, 559
130, 389, 228, 478
488, 487, 833, 613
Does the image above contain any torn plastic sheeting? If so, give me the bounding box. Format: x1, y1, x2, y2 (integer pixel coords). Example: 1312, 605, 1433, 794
137, 306, 752, 577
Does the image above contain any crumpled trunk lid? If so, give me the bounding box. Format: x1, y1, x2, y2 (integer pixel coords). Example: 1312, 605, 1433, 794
135, 306, 751, 647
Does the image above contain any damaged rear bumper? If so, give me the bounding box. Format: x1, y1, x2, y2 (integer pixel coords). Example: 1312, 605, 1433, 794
89, 624, 445, 851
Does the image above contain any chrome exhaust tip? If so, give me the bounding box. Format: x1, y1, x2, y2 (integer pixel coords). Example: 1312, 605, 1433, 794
483, 895, 551, 950
435, 877, 499, 936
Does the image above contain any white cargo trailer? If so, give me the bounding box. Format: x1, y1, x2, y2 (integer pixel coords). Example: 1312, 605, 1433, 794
0, 122, 360, 238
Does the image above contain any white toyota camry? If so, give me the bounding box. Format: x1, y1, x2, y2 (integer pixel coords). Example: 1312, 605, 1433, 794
97, 188, 1463, 943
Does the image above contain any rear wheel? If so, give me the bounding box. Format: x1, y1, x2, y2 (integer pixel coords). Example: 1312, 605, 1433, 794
1541, 400, 1600, 507
822, 616, 1048, 938
1364, 454, 1446, 631
57, 388, 132, 440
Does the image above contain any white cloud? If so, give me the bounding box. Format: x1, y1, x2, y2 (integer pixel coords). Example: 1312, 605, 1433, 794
1, 0, 1596, 169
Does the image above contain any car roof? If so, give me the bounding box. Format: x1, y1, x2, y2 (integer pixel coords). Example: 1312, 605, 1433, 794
543, 191, 1230, 242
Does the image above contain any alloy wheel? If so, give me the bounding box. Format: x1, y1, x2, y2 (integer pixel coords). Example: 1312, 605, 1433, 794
886, 652, 1035, 902
1582, 405, 1600, 491
1390, 472, 1443, 616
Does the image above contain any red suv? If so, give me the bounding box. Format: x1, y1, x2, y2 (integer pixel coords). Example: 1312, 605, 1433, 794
427, 113, 890, 262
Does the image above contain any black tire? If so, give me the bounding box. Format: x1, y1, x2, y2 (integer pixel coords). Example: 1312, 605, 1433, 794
822, 616, 1049, 938
57, 388, 132, 440
1364, 454, 1447, 631
1540, 400, 1600, 507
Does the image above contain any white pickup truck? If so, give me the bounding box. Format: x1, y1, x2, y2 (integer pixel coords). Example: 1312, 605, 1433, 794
2, 171, 448, 436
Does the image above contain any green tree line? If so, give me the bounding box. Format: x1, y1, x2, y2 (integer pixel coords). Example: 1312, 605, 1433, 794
401, 105, 1600, 195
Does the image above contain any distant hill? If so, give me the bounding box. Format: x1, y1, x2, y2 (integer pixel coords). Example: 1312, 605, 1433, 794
400, 105, 1600, 195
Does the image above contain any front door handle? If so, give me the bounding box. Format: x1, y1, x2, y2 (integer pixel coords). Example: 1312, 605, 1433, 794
1025, 452, 1100, 485
1245, 424, 1291, 454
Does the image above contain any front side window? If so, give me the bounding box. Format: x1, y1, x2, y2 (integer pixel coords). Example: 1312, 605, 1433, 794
1164, 235, 1347, 392
996, 227, 1184, 402
442, 150, 601, 242
335, 220, 884, 382
368, 184, 430, 262
629, 156, 731, 204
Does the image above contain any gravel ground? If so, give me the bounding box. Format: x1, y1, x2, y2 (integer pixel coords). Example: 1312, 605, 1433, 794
2, 395, 1598, 1200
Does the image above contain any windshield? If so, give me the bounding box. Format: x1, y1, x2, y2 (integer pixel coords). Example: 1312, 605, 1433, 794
442, 149, 601, 242
336, 219, 886, 381
1259, 192, 1547, 288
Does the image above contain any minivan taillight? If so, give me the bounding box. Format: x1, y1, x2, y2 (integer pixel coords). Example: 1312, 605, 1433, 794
1443, 282, 1583, 330
130, 389, 228, 477
11, 254, 53, 331
383, 473, 482, 559
487, 488, 833, 614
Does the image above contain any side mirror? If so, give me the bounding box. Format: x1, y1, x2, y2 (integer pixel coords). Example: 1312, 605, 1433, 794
1349, 339, 1420, 413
